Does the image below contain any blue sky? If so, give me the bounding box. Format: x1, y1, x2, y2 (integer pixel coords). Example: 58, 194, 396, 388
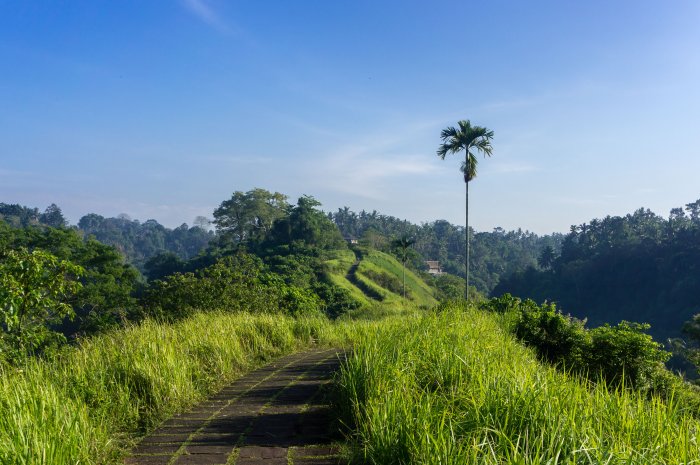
1, 0, 699, 233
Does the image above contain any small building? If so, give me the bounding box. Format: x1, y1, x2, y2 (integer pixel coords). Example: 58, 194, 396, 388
345, 236, 359, 245
426, 260, 443, 275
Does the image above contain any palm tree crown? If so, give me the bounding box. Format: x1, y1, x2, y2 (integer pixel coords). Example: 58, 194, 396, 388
437, 120, 494, 182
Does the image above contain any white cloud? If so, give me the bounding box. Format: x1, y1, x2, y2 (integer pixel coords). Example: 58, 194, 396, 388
181, 0, 234, 34
308, 145, 439, 200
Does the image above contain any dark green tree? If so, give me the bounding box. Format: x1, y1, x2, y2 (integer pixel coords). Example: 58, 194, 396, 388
437, 120, 494, 300
39, 203, 67, 228
538, 245, 556, 270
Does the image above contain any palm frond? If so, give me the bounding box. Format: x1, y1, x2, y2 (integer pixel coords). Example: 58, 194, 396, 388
437, 119, 494, 181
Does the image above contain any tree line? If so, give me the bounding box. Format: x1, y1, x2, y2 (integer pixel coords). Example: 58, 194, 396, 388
494, 200, 700, 352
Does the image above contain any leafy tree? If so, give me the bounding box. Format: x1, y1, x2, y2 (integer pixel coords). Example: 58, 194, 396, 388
0, 247, 83, 361
266, 196, 346, 253
77, 213, 213, 270
433, 273, 466, 301
193, 215, 211, 230
39, 203, 67, 228
0, 203, 40, 227
437, 120, 494, 300
1, 224, 142, 336
213, 188, 289, 244
486, 294, 671, 390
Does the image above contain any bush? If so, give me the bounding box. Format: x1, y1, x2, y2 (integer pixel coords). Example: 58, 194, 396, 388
586, 321, 670, 389
485, 294, 673, 391
512, 300, 589, 367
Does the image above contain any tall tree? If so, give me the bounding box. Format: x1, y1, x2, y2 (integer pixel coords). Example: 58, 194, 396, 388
437, 120, 494, 300
213, 189, 289, 244
40, 203, 67, 228
391, 236, 415, 299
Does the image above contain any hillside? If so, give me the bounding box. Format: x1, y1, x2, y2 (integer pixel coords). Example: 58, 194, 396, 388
337, 302, 700, 463
322, 247, 438, 309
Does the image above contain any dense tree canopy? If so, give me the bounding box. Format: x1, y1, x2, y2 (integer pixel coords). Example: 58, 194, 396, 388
495, 200, 700, 343
0, 221, 141, 337
213, 188, 289, 245
77, 214, 213, 270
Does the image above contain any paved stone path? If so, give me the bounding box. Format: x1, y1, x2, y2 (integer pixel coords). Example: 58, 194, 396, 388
125, 348, 345, 465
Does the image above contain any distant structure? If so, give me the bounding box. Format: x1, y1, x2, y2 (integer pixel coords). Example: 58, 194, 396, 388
426, 260, 443, 276
345, 236, 359, 245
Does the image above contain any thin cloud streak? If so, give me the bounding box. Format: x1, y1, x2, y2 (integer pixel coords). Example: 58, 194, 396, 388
181, 0, 235, 34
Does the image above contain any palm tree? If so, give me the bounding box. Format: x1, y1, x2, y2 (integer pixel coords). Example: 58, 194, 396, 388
391, 236, 415, 300
437, 120, 494, 301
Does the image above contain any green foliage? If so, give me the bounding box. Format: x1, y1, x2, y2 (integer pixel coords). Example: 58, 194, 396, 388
78, 213, 213, 271
432, 273, 466, 301
337, 304, 700, 464
0, 248, 83, 361
587, 321, 670, 389
0, 223, 142, 336
486, 294, 672, 390
437, 119, 494, 183
512, 299, 589, 367
0, 203, 41, 227
495, 200, 700, 349
143, 251, 185, 281
144, 253, 279, 319
0, 311, 371, 464
213, 188, 289, 245
265, 195, 346, 252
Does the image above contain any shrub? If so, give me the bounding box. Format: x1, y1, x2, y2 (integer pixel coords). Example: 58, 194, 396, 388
485, 294, 673, 391
586, 321, 670, 389
512, 300, 589, 367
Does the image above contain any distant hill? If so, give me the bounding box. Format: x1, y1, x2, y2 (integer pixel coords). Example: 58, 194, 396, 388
322, 247, 438, 309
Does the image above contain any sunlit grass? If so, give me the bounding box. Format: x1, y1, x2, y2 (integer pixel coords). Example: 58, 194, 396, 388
337, 302, 700, 464
0, 311, 373, 465
362, 250, 436, 305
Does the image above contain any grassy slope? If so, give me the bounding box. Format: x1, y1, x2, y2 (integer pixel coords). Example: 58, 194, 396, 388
324, 248, 437, 308
359, 250, 437, 307
322, 249, 371, 306
337, 302, 700, 464
0, 312, 383, 465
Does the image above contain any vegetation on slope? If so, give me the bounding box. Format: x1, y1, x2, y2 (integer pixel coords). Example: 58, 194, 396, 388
337, 302, 700, 464
357, 249, 437, 307
0, 311, 385, 465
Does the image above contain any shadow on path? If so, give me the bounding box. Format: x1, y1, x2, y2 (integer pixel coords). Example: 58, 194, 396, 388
125, 348, 346, 465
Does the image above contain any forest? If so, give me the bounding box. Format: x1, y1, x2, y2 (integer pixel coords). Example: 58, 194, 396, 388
495, 200, 700, 345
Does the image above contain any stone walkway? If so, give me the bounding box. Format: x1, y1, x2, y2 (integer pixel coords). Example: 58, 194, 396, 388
125, 348, 345, 465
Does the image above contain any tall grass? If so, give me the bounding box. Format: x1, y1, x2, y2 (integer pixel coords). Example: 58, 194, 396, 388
0, 311, 358, 465
336, 302, 700, 464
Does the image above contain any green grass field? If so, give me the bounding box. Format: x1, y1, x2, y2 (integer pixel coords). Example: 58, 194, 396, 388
336, 302, 700, 464
323, 247, 437, 308
3, 302, 699, 464
0, 311, 381, 465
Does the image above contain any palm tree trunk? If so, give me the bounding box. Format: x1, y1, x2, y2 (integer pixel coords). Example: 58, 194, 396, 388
402, 260, 406, 299
465, 152, 470, 301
